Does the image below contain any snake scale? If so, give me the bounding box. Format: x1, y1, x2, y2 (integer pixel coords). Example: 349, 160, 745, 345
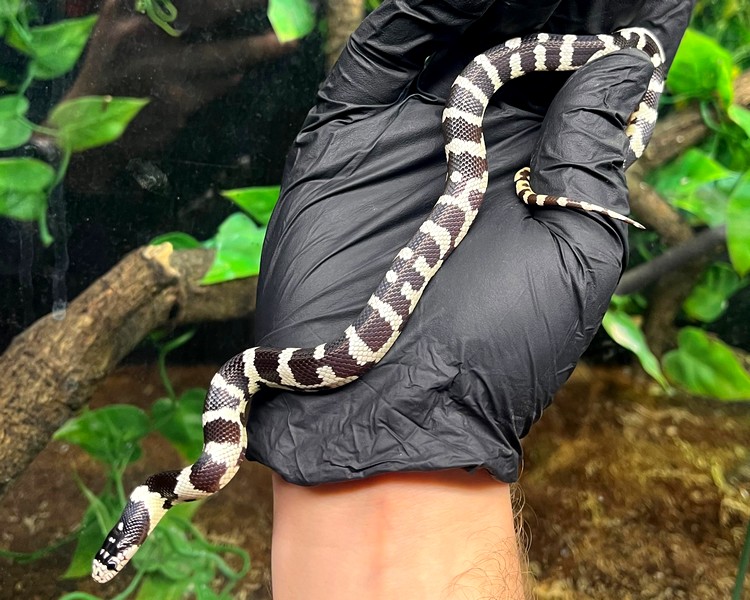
93, 28, 665, 582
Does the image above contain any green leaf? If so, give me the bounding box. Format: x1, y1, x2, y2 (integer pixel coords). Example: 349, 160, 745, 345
683, 262, 747, 322
650, 148, 736, 226
220, 186, 279, 226
150, 231, 201, 250
728, 104, 750, 140
151, 388, 206, 461
602, 308, 669, 389
727, 173, 750, 275
132, 524, 196, 580
126, 501, 245, 598
76, 476, 118, 534
652, 148, 735, 198
201, 213, 266, 284
667, 28, 736, 106
8, 16, 98, 80
0, 157, 55, 221
135, 574, 191, 600
268, 0, 315, 42
62, 505, 106, 579
0, 0, 22, 19
54, 405, 150, 467
0, 94, 31, 150
675, 185, 732, 227
61, 475, 122, 580
127, 504, 207, 582
48, 96, 149, 152
195, 583, 224, 600
663, 327, 750, 400
165, 499, 203, 522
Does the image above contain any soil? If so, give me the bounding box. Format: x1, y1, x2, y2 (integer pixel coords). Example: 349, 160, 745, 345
1, 363, 748, 599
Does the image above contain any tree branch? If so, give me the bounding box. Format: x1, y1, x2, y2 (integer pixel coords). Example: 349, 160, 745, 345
626, 176, 694, 246
325, 0, 365, 71
615, 226, 727, 295
0, 245, 256, 500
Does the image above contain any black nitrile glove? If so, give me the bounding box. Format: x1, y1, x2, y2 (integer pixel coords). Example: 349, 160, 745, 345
245, 0, 695, 484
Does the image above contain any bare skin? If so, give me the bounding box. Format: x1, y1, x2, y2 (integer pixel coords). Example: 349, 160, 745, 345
271, 469, 528, 600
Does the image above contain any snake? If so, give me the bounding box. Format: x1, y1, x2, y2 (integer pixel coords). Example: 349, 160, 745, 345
92, 28, 665, 583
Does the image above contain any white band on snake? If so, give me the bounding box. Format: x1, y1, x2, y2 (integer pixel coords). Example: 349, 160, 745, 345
92, 28, 665, 583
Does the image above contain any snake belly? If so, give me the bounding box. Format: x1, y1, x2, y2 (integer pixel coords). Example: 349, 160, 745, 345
92, 28, 665, 583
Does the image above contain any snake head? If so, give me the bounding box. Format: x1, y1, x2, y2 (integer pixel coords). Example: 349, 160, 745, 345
91, 493, 153, 583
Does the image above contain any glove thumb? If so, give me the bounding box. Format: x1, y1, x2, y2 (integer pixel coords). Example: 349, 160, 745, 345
531, 49, 655, 231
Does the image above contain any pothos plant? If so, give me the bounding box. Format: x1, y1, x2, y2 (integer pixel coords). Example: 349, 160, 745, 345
0, 0, 314, 245
0, 333, 251, 600
0, 1, 147, 244
603, 18, 750, 401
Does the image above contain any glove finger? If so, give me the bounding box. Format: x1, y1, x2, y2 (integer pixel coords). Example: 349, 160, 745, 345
417, 0, 564, 98
529, 49, 654, 244
311, 0, 508, 120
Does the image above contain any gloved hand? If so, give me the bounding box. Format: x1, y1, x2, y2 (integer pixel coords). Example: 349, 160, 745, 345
245, 0, 695, 484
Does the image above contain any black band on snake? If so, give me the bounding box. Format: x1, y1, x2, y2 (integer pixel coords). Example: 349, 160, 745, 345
92, 28, 665, 582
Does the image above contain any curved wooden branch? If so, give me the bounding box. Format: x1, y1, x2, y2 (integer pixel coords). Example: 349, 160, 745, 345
0, 244, 256, 500
325, 0, 365, 70
626, 176, 694, 246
